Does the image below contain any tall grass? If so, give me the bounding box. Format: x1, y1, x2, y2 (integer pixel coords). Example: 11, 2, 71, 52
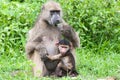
0, 0, 120, 80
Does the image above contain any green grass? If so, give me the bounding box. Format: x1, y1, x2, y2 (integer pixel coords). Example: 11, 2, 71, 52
0, 0, 120, 80
0, 47, 120, 80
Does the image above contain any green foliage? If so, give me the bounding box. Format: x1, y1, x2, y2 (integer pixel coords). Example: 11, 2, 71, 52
0, 0, 120, 80
60, 0, 120, 48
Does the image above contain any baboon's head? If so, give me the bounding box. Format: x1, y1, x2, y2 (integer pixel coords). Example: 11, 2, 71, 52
41, 1, 62, 26
57, 39, 71, 54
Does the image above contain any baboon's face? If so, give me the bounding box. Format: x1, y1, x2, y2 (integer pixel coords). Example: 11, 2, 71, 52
41, 1, 62, 26
57, 39, 71, 54
58, 44, 70, 54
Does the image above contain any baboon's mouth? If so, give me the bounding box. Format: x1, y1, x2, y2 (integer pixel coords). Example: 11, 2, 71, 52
54, 22, 60, 26
61, 46, 67, 48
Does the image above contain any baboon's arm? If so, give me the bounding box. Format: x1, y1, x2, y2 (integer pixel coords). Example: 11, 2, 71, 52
46, 54, 62, 61
58, 20, 80, 48
62, 25, 80, 48
67, 26, 80, 48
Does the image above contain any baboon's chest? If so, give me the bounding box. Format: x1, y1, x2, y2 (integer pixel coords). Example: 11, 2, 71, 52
45, 42, 58, 55
43, 28, 62, 55
45, 28, 61, 39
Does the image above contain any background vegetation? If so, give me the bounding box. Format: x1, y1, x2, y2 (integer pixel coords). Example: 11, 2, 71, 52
0, 0, 120, 80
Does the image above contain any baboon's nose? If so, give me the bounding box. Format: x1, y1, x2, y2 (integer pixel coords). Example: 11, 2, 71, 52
56, 20, 60, 24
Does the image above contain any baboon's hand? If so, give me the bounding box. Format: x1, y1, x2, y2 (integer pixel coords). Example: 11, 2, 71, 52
69, 70, 78, 77
40, 48, 48, 61
41, 54, 48, 61
35, 45, 49, 61
46, 55, 52, 60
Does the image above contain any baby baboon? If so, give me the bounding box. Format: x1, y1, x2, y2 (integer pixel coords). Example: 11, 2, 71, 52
47, 39, 78, 77
25, 1, 80, 77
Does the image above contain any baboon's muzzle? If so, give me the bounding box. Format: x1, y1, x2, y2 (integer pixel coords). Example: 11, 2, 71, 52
51, 13, 61, 26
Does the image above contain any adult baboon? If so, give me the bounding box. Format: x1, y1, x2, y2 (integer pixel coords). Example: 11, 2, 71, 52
25, 1, 80, 77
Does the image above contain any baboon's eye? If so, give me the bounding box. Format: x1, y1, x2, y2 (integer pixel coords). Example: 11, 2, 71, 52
65, 30, 70, 34
50, 10, 60, 16
61, 46, 68, 48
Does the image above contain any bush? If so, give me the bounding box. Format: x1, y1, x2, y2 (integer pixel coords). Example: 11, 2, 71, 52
1, 0, 120, 51
60, 0, 120, 47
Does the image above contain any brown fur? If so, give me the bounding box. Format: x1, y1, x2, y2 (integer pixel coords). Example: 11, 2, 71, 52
47, 49, 78, 77
25, 1, 80, 77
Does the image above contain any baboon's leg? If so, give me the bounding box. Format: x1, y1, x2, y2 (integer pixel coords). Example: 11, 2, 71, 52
31, 51, 49, 77
55, 62, 63, 77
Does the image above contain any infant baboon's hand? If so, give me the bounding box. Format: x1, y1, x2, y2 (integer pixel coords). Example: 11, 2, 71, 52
46, 55, 51, 59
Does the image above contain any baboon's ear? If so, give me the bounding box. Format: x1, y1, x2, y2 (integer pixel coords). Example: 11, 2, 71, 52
41, 5, 45, 11
55, 42, 59, 46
